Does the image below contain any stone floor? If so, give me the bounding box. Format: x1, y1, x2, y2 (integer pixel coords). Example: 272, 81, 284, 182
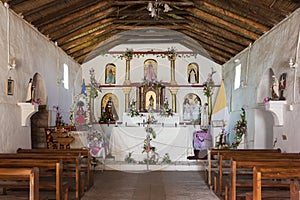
82, 170, 220, 200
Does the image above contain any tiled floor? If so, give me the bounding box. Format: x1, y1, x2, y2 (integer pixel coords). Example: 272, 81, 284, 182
82, 170, 220, 200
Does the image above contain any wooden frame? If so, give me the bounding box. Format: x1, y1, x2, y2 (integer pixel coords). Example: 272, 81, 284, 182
7, 77, 14, 95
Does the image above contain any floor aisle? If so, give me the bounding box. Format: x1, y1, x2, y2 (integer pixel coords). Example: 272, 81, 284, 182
82, 171, 220, 200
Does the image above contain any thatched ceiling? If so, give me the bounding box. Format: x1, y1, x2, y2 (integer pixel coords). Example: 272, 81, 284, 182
1, 0, 300, 65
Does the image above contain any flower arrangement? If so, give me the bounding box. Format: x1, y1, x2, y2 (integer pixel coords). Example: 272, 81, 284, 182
87, 129, 104, 157
128, 98, 140, 117
203, 68, 216, 98
231, 107, 247, 148
160, 97, 174, 117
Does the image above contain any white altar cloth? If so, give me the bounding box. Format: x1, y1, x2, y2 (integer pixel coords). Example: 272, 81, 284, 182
109, 125, 195, 162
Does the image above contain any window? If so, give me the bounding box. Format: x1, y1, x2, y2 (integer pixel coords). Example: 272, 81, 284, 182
234, 63, 241, 90
63, 63, 69, 89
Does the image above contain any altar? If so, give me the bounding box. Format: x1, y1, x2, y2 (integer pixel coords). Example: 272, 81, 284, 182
109, 125, 196, 162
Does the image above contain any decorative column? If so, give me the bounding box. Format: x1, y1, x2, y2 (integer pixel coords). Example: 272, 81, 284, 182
169, 87, 178, 113
168, 53, 177, 85
123, 53, 133, 86
123, 87, 132, 112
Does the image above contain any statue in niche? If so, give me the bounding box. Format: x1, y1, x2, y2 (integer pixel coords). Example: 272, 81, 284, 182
183, 98, 192, 121
188, 69, 197, 84
192, 98, 201, 121
271, 75, 279, 100
279, 73, 287, 100
148, 95, 154, 110
104, 97, 118, 121
105, 68, 116, 84
26, 78, 34, 103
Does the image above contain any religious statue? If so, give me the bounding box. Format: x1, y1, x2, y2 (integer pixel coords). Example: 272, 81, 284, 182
105, 69, 115, 84
192, 98, 201, 121
201, 103, 209, 129
188, 69, 197, 84
26, 78, 34, 103
75, 101, 86, 124
279, 73, 287, 100
183, 98, 192, 121
271, 75, 279, 100
105, 97, 115, 121
145, 63, 157, 82
148, 95, 154, 110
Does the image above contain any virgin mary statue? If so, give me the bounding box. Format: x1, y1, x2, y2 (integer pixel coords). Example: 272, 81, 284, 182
145, 63, 157, 82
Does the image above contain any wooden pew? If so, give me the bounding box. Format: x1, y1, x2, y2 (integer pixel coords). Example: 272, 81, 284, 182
251, 166, 300, 200
206, 148, 281, 186
0, 159, 68, 200
0, 153, 82, 200
17, 148, 93, 190
0, 167, 39, 200
207, 149, 282, 191
229, 158, 300, 200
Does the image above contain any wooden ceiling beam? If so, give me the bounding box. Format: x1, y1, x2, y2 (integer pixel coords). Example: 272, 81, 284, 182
34, 0, 104, 27
187, 7, 260, 40
114, 1, 194, 6
38, 1, 110, 33
221, 0, 283, 25
55, 18, 115, 44
113, 19, 188, 24
194, 1, 269, 33
182, 17, 249, 48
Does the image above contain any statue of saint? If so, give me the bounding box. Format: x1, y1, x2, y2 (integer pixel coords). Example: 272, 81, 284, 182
75, 101, 86, 124
26, 78, 34, 103
105, 69, 115, 84
104, 97, 119, 121
188, 69, 197, 84
271, 75, 279, 100
183, 98, 192, 121
145, 63, 157, 82
148, 95, 154, 110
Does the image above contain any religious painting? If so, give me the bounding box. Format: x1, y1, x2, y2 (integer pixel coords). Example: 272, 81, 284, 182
101, 93, 119, 121
144, 59, 158, 82
187, 63, 199, 84
7, 77, 14, 96
105, 64, 116, 84
183, 93, 201, 122
70, 93, 90, 128
145, 90, 156, 111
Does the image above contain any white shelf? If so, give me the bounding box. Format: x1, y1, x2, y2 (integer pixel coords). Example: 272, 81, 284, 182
265, 101, 287, 126
17, 103, 38, 126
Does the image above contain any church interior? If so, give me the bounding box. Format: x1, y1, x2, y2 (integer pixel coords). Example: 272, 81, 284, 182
0, 0, 300, 199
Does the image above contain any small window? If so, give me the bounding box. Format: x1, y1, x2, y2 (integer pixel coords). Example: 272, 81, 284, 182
234, 64, 241, 90
63, 63, 69, 89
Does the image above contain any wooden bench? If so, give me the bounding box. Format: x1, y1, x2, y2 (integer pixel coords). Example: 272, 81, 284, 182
214, 151, 298, 196
0, 167, 39, 200
206, 148, 281, 186
0, 159, 68, 200
251, 166, 300, 200
206, 149, 281, 190
0, 153, 82, 200
229, 158, 300, 200
17, 148, 93, 190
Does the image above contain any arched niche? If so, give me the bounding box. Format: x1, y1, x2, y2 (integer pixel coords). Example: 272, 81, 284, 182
100, 93, 119, 121
105, 63, 116, 84
32, 73, 47, 105
257, 68, 274, 103
182, 93, 202, 121
187, 63, 199, 84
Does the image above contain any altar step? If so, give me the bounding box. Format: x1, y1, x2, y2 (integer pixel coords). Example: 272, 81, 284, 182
94, 159, 207, 171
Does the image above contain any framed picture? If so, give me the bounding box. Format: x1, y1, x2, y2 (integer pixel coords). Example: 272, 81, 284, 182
7, 78, 14, 96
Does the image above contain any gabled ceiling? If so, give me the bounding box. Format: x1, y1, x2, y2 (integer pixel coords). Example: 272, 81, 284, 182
1, 0, 300, 65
